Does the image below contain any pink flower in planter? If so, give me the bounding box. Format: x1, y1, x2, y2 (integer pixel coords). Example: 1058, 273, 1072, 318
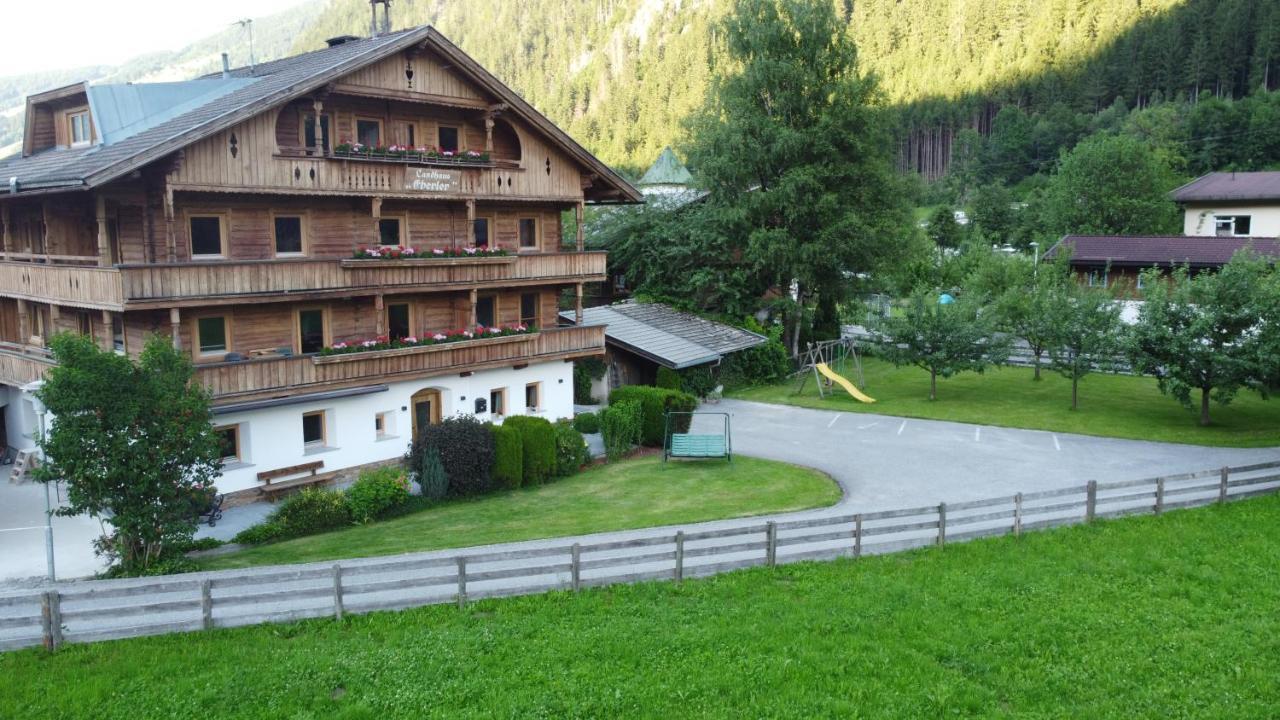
463, 247, 477, 255
361, 340, 377, 348
463, 331, 474, 338
403, 336, 417, 344
442, 150, 454, 157
432, 333, 447, 341
432, 248, 444, 255
332, 342, 348, 350
402, 247, 416, 255
488, 326, 501, 334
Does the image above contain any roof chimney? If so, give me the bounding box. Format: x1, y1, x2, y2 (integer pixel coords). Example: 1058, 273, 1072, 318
221, 53, 231, 79
370, 0, 391, 37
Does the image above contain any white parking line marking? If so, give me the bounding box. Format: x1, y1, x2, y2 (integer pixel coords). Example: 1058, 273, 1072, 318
828, 414, 840, 428
1053, 434, 1061, 451
858, 422, 879, 430
975, 427, 981, 442
897, 420, 907, 436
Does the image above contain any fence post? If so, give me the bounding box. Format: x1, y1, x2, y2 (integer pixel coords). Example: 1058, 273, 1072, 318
1219, 466, 1229, 504
937, 503, 947, 547
40, 592, 54, 652
1013, 493, 1023, 537
853, 514, 863, 559
766, 522, 777, 568
571, 543, 581, 592
1155, 477, 1165, 515
456, 557, 467, 609
1086, 480, 1097, 522
200, 579, 213, 630
332, 564, 344, 621
674, 531, 684, 583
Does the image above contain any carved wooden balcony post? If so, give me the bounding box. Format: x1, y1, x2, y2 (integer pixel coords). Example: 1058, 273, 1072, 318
99, 310, 113, 351
575, 200, 585, 252
468, 288, 478, 327
1, 204, 10, 255
169, 308, 181, 350
95, 195, 111, 267
575, 283, 583, 325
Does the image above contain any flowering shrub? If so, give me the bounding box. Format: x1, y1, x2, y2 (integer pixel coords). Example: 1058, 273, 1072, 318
345, 466, 411, 523
351, 245, 509, 260
320, 323, 536, 356
333, 140, 491, 164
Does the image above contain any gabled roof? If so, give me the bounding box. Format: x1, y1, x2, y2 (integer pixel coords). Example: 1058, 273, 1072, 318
1170, 172, 1280, 203
560, 302, 767, 369
639, 147, 693, 187
1044, 235, 1280, 268
0, 27, 641, 203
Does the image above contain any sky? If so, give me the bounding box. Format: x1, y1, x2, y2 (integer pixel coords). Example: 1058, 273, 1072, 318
0, 0, 309, 75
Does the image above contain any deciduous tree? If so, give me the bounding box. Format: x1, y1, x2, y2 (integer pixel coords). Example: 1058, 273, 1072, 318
873, 291, 1010, 400
1048, 285, 1124, 410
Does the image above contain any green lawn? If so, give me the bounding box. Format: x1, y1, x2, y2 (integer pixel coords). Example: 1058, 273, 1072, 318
5, 495, 1279, 718
199, 455, 839, 570
730, 356, 1280, 447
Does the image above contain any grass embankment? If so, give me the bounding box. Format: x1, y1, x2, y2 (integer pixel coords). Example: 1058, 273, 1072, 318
4, 495, 1278, 718
730, 356, 1280, 447
200, 455, 839, 570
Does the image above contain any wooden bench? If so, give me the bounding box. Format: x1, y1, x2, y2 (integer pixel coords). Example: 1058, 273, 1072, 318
669, 434, 727, 459
256, 461, 326, 498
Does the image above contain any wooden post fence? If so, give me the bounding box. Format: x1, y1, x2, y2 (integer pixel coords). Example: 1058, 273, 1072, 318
1013, 493, 1023, 537
456, 557, 467, 609
674, 531, 685, 582
1086, 480, 1098, 522
332, 565, 344, 620
937, 503, 947, 547
1155, 477, 1165, 514
766, 522, 777, 568
853, 514, 863, 558
1219, 467, 1229, 504
571, 543, 581, 592
200, 580, 213, 630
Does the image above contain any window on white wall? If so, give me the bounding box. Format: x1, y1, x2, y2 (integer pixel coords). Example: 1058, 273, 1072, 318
1215, 215, 1252, 237
302, 410, 327, 448
375, 411, 396, 439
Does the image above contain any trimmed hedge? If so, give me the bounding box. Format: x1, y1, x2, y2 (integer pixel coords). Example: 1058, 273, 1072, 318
571, 411, 600, 434
502, 415, 557, 485
656, 366, 681, 390
553, 420, 589, 476
607, 386, 697, 446
600, 399, 643, 461
491, 423, 524, 489
407, 415, 495, 496
345, 466, 411, 523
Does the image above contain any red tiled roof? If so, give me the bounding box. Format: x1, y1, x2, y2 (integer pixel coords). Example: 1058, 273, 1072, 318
1044, 235, 1280, 268
1170, 172, 1280, 203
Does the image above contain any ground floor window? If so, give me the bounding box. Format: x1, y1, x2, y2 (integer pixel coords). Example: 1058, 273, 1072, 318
490, 388, 506, 417
302, 411, 326, 447
525, 382, 541, 412
1086, 269, 1108, 288
215, 424, 241, 463
374, 411, 394, 439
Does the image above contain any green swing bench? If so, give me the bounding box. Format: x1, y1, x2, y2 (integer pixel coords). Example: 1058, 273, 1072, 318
663, 412, 731, 462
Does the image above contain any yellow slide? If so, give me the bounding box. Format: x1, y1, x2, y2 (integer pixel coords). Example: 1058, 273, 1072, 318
816, 362, 876, 403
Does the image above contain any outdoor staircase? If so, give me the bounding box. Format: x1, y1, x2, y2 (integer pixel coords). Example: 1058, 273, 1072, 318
8, 450, 36, 484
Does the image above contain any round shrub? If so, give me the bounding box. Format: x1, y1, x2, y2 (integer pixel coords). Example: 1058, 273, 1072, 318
345, 466, 411, 523
269, 488, 351, 539
407, 415, 495, 496
600, 399, 642, 461
572, 411, 601, 434
656, 366, 681, 390
491, 423, 524, 489
553, 420, 589, 476
502, 415, 557, 485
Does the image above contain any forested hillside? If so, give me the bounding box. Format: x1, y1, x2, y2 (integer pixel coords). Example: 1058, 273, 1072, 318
293, 0, 1280, 175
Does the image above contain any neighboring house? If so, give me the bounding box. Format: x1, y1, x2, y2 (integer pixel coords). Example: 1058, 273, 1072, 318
0, 22, 640, 499
560, 301, 766, 394
1045, 171, 1280, 290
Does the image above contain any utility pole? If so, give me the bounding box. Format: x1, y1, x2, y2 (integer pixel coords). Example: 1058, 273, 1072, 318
235, 19, 255, 72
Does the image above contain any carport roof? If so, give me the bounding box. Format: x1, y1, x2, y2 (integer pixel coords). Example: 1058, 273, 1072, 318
560, 302, 767, 370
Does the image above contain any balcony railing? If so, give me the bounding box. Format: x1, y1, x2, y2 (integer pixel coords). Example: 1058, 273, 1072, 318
0, 252, 605, 309
198, 325, 605, 403
0, 343, 55, 387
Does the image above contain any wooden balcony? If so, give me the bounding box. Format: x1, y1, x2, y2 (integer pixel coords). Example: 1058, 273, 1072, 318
0, 260, 124, 310
118, 251, 605, 308
199, 324, 604, 404
0, 343, 55, 387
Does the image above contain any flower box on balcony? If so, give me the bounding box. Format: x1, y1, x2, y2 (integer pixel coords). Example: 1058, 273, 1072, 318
332, 144, 494, 167
312, 331, 538, 366
339, 255, 517, 269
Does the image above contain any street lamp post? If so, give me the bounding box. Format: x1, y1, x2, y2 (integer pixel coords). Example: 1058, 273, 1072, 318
29, 394, 54, 582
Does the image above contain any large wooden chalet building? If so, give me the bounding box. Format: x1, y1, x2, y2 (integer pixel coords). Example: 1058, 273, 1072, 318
0, 22, 639, 497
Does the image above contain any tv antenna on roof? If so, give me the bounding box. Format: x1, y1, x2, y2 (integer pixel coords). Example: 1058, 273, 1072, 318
234, 18, 256, 73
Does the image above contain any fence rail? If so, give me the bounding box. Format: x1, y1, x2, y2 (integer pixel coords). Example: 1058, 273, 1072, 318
3, 460, 1279, 653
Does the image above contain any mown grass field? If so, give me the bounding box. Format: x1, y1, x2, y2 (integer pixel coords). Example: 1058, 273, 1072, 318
200, 454, 839, 570
4, 495, 1278, 718
730, 356, 1280, 447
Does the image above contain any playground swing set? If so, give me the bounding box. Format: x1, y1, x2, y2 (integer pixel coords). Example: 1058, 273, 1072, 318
794, 338, 876, 403
663, 411, 731, 463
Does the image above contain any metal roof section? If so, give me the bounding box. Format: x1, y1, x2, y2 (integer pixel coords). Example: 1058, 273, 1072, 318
638, 147, 693, 187
1170, 172, 1280, 203
1045, 234, 1280, 267
88, 79, 256, 146
561, 302, 767, 369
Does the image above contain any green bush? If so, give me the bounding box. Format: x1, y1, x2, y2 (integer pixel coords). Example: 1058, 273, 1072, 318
679, 366, 717, 398
600, 399, 642, 461
608, 386, 697, 446
553, 420, 590, 476
502, 415, 557, 485
270, 488, 351, 539
345, 466, 411, 523
572, 411, 601, 434
407, 415, 495, 496
491, 423, 524, 489
573, 357, 606, 404
416, 446, 448, 500
720, 340, 790, 389
656, 366, 681, 390
232, 521, 286, 546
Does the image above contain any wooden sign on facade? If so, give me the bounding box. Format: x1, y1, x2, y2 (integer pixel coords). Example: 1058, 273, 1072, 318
403, 167, 462, 193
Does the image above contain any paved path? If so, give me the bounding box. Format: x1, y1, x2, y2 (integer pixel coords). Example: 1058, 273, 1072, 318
3, 400, 1276, 585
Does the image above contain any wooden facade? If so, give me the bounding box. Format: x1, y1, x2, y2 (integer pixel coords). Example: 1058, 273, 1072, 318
0, 30, 628, 405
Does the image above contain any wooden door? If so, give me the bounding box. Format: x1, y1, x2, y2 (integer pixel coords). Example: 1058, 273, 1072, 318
411, 388, 442, 439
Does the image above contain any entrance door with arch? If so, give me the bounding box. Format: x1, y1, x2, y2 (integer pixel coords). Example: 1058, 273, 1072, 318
411, 388, 442, 439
